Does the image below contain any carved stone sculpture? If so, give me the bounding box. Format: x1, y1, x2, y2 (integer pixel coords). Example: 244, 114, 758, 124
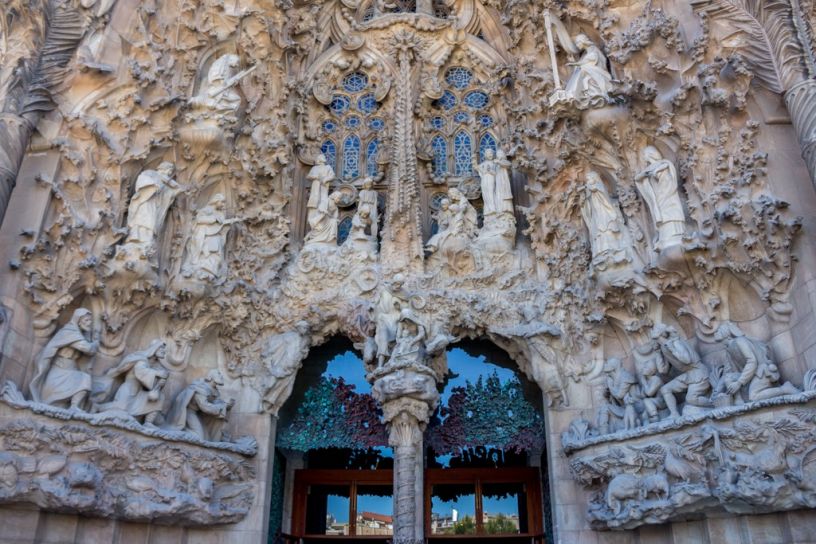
261, 322, 311, 416
653, 325, 712, 418
426, 188, 478, 269
345, 207, 377, 258
93, 339, 169, 426
303, 192, 341, 249
164, 370, 234, 442
306, 154, 335, 233
634, 340, 669, 424
474, 148, 514, 218
358, 177, 379, 239
29, 308, 98, 410
714, 321, 800, 402
634, 146, 686, 252
181, 194, 237, 282
552, 34, 613, 109
374, 273, 409, 367
580, 171, 632, 270
597, 358, 640, 434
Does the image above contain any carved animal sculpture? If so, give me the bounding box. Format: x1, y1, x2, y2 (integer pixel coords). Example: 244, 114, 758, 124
640, 472, 670, 501
606, 473, 642, 516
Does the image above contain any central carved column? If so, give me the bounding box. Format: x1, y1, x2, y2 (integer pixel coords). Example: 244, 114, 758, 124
369, 326, 440, 544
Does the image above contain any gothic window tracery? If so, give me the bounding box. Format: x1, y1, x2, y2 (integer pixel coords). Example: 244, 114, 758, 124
319, 71, 383, 182
427, 67, 497, 181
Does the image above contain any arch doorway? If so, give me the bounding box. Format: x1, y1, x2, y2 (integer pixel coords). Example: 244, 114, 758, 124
270, 338, 551, 543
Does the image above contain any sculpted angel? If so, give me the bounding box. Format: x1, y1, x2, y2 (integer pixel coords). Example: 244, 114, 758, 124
124, 162, 182, 250
563, 34, 613, 108
634, 146, 686, 251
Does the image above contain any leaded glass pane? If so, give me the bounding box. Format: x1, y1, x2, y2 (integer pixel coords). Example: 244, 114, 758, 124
432, 135, 447, 176
345, 115, 362, 129
454, 111, 470, 124
479, 132, 497, 161
463, 90, 489, 109
369, 117, 385, 131
338, 216, 353, 245
357, 94, 378, 114
445, 67, 473, 90
366, 139, 380, 177
322, 120, 337, 133
479, 114, 493, 128
321, 140, 337, 171
431, 116, 446, 130
342, 135, 361, 179
430, 191, 449, 210
330, 95, 350, 115
454, 131, 472, 176
433, 90, 457, 111
342, 72, 368, 93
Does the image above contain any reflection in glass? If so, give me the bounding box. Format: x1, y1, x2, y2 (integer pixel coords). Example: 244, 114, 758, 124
482, 482, 527, 534
356, 485, 393, 536
305, 485, 350, 535
431, 484, 476, 535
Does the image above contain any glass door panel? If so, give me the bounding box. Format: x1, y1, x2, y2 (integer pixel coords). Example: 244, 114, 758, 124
305, 484, 351, 535
482, 482, 527, 535
430, 483, 477, 535
356, 484, 393, 536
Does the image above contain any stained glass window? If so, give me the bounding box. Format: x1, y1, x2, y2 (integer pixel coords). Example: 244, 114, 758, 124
434, 90, 457, 111
338, 216, 353, 245
342, 135, 361, 179
343, 72, 368, 93
454, 111, 470, 124
321, 140, 337, 171
464, 91, 489, 109
330, 95, 350, 115
430, 191, 449, 210
445, 67, 473, 90
369, 118, 385, 131
366, 139, 380, 177
479, 132, 497, 161
431, 116, 446, 130
454, 131, 472, 176
357, 94, 378, 114
323, 120, 337, 133
345, 115, 361, 129
479, 114, 493, 128
432, 135, 447, 176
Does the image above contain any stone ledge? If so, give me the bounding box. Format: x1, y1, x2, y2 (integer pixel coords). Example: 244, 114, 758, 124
0, 402, 256, 525
561, 390, 816, 455
0, 383, 257, 457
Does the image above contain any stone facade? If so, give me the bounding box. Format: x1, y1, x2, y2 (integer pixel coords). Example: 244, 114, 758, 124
1, 0, 816, 543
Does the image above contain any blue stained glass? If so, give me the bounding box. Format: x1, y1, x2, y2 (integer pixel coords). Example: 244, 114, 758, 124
342, 135, 361, 179
434, 90, 457, 111
454, 131, 472, 176
338, 216, 353, 245
464, 91, 489, 109
479, 132, 497, 161
445, 67, 473, 90
322, 120, 336, 133
342, 72, 368, 93
330, 95, 350, 115
431, 116, 446, 130
321, 140, 337, 172
369, 117, 385, 131
479, 114, 493, 128
432, 135, 448, 176
366, 139, 380, 177
345, 115, 362, 128
357, 94, 378, 114
454, 111, 470, 124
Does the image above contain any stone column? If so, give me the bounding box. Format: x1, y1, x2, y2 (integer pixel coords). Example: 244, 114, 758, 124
786, 78, 816, 191
370, 364, 439, 544
382, 398, 432, 544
